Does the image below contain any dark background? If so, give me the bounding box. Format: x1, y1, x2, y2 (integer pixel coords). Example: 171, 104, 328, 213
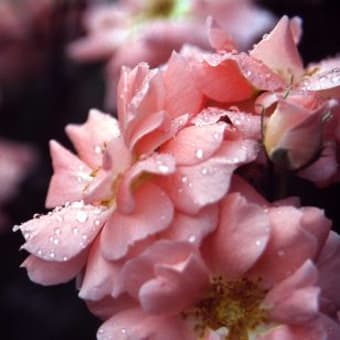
0, 0, 339, 339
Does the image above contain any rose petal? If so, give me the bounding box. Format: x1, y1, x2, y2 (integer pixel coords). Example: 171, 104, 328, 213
78, 237, 122, 301
161, 204, 218, 246
264, 260, 319, 324
21, 252, 87, 285
97, 308, 194, 340
163, 52, 203, 118
66, 109, 121, 169
116, 153, 176, 214
161, 139, 258, 214
19, 202, 110, 262
101, 183, 174, 261
161, 123, 226, 166
45, 140, 92, 208
250, 16, 303, 82
249, 206, 319, 285
202, 193, 270, 278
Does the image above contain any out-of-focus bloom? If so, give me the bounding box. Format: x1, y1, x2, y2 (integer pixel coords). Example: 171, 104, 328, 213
89, 179, 340, 339
0, 0, 84, 84
0, 139, 36, 231
67, 0, 274, 108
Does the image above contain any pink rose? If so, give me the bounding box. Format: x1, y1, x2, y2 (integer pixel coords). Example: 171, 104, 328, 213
90, 181, 340, 339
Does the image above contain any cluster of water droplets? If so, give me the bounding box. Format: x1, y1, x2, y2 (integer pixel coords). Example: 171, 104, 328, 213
301, 68, 340, 91
97, 326, 128, 340
14, 200, 107, 262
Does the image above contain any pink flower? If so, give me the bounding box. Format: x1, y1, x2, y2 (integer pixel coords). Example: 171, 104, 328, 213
16, 76, 257, 285
67, 0, 274, 108
0, 139, 36, 231
91, 179, 340, 340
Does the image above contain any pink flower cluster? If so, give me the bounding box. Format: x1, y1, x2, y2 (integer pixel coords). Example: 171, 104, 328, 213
68, 0, 274, 108
16, 16, 340, 339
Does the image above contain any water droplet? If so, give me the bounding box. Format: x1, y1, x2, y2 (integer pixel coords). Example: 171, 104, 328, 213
33, 213, 41, 219
53, 238, 59, 245
195, 149, 204, 160
72, 227, 79, 234
54, 227, 61, 235
49, 251, 55, 258
76, 211, 88, 223
158, 164, 169, 174
255, 240, 262, 247
82, 234, 88, 240
181, 176, 188, 183
188, 235, 196, 243
12, 225, 20, 232
94, 145, 102, 154
213, 132, 221, 140
95, 219, 101, 226
121, 328, 127, 334
63, 256, 68, 261
37, 249, 43, 256
72, 201, 84, 209
200, 167, 208, 175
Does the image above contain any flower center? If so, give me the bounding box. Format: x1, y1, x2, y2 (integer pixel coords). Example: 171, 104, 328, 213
184, 277, 268, 340
144, 0, 176, 18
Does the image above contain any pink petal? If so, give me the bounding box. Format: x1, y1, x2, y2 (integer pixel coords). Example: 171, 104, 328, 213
161, 204, 218, 246
191, 54, 254, 102
249, 206, 319, 286
264, 260, 319, 324
101, 183, 174, 261
139, 252, 209, 315
317, 231, 340, 315
250, 16, 303, 81
18, 202, 110, 262
86, 294, 137, 321
97, 308, 194, 340
113, 240, 207, 299
21, 252, 87, 285
300, 68, 340, 98
161, 123, 226, 166
225, 109, 262, 139
116, 153, 176, 214
78, 237, 122, 301
45, 140, 91, 208
202, 193, 270, 279
160, 139, 258, 214
163, 52, 203, 118
236, 53, 286, 91
66, 109, 121, 169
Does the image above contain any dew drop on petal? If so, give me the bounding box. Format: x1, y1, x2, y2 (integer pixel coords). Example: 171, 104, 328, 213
188, 235, 196, 243
181, 175, 188, 183
255, 240, 262, 247
72, 227, 79, 234
195, 149, 204, 160
54, 227, 61, 235
158, 164, 169, 174
76, 211, 88, 223
94, 219, 101, 226
37, 249, 43, 256
200, 167, 208, 175
49, 251, 55, 259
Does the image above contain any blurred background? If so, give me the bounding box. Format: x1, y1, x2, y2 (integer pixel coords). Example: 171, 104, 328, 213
0, 0, 339, 339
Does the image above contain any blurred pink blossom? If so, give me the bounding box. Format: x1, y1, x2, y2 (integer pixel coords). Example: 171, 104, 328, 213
67, 0, 274, 108
0, 139, 36, 231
